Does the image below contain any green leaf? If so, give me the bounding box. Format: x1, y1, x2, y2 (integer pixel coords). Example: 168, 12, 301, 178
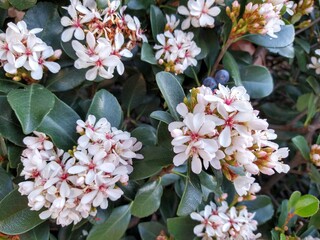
295, 37, 310, 54
177, 173, 202, 216
87, 89, 122, 128
60, 41, 77, 60
240, 65, 273, 98
7, 144, 22, 168
307, 76, 320, 95
0, 79, 25, 93
8, 0, 36, 10
87, 204, 131, 240
0, 167, 13, 201
244, 25, 295, 48
37, 96, 80, 150
297, 93, 313, 112
121, 74, 146, 112
19, 221, 50, 240
268, 44, 295, 58
141, 43, 157, 65
150, 5, 165, 40
127, 0, 154, 10
150, 110, 175, 124
45, 67, 87, 92
0, 0, 10, 9
131, 125, 157, 146
138, 222, 166, 240
288, 191, 301, 211
0, 188, 45, 235
292, 135, 310, 161
167, 216, 197, 240
131, 180, 163, 218
241, 195, 274, 225
130, 146, 174, 180
7, 84, 55, 134
0, 96, 24, 146
294, 194, 319, 217
156, 71, 185, 121
23, 2, 63, 49
222, 51, 242, 86
198, 171, 222, 201
309, 209, 320, 229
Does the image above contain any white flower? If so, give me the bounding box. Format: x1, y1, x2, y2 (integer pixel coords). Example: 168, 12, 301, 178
178, 0, 221, 30
308, 49, 320, 75
259, 3, 285, 38
233, 174, 256, 196
165, 14, 180, 31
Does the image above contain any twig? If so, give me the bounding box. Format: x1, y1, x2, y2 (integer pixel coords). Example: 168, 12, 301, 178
295, 17, 320, 35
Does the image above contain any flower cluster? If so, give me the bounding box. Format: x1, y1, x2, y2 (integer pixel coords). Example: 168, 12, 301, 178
267, 0, 294, 15
190, 201, 261, 239
310, 144, 320, 167
168, 84, 289, 196
61, 0, 147, 81
0, 21, 61, 82
308, 49, 320, 75
293, 0, 314, 15
154, 15, 201, 74
226, 1, 285, 39
18, 115, 143, 226
177, 0, 221, 30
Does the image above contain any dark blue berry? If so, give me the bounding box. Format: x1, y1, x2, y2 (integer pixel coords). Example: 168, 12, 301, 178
214, 69, 230, 85
202, 77, 217, 90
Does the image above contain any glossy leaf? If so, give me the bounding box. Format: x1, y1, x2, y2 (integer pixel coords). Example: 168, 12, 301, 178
244, 25, 295, 48
131, 146, 174, 180
7, 84, 55, 134
0, 79, 25, 93
241, 195, 274, 225
294, 195, 319, 217
150, 110, 175, 124
131, 180, 163, 218
0, 96, 25, 146
222, 51, 241, 86
292, 135, 310, 160
167, 216, 197, 239
131, 125, 157, 146
177, 173, 202, 216
23, 2, 63, 49
20, 221, 50, 240
8, 0, 36, 10
121, 74, 146, 112
0, 167, 13, 201
138, 222, 166, 240
156, 71, 185, 121
240, 65, 273, 98
37, 96, 80, 150
141, 43, 157, 65
87, 204, 131, 240
150, 5, 165, 41
288, 191, 301, 211
87, 89, 123, 128
45, 67, 87, 92
0, 188, 45, 235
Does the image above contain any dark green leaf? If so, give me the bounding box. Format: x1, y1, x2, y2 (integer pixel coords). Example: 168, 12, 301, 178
244, 25, 295, 48
177, 173, 202, 216
295, 38, 310, 54
0, 79, 25, 93
23, 2, 63, 49
131, 146, 174, 180
241, 195, 274, 225
127, 0, 154, 10
292, 135, 310, 160
60, 41, 77, 60
141, 43, 157, 65
240, 65, 273, 98
294, 194, 319, 217
131, 125, 157, 146
198, 171, 222, 201
222, 51, 242, 86
37, 96, 80, 150
87, 204, 131, 240
167, 216, 197, 240
150, 5, 165, 41
131, 180, 163, 218
0, 188, 45, 235
297, 93, 313, 112
0, 96, 25, 146
20, 221, 50, 240
87, 89, 123, 128
45, 67, 87, 92
7, 144, 23, 168
309, 209, 320, 229
138, 222, 166, 240
156, 71, 185, 121
121, 74, 146, 112
0, 167, 13, 201
0, 0, 10, 9
150, 110, 175, 124
7, 84, 55, 134
307, 76, 320, 95
8, 0, 36, 10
